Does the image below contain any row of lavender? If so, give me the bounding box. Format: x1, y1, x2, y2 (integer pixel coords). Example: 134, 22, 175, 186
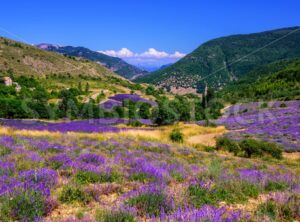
0, 118, 153, 133
100, 94, 157, 110
203, 101, 300, 151
0, 134, 299, 221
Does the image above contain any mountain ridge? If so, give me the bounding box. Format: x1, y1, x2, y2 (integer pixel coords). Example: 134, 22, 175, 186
36, 44, 148, 80
135, 26, 300, 92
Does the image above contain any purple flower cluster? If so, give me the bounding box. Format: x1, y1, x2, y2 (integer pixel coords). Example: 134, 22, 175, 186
99, 99, 122, 110
0, 118, 154, 133
0, 130, 298, 221
156, 205, 249, 222
19, 168, 58, 188
109, 94, 157, 106
238, 169, 297, 187
202, 101, 300, 151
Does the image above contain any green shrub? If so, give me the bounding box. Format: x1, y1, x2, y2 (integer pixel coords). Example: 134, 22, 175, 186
0, 146, 12, 157
127, 120, 143, 127
256, 201, 277, 220
75, 210, 85, 220
260, 102, 268, 108
125, 193, 170, 217
129, 172, 152, 183
59, 186, 91, 204
204, 146, 216, 153
265, 181, 288, 192
279, 103, 287, 108
169, 129, 184, 143
239, 139, 283, 159
260, 142, 283, 159
74, 171, 122, 185
74, 171, 103, 184
240, 139, 263, 158
171, 172, 184, 182
188, 181, 260, 207
96, 209, 136, 222
256, 195, 300, 221
0, 190, 46, 221
188, 186, 216, 207
207, 158, 223, 179
216, 137, 240, 155
49, 160, 63, 170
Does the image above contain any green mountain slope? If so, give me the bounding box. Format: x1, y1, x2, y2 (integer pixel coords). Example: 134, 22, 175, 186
37, 44, 148, 80
0, 37, 120, 79
0, 36, 146, 95
219, 59, 300, 102
136, 27, 300, 92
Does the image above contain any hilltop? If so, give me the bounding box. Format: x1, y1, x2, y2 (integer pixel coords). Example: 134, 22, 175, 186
36, 44, 148, 80
136, 27, 300, 92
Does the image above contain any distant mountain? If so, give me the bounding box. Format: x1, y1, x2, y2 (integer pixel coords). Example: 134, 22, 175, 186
135, 27, 300, 92
219, 58, 300, 102
36, 44, 148, 80
158, 63, 173, 70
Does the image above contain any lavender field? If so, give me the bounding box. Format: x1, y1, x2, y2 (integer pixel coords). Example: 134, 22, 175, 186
0, 124, 299, 221
0, 118, 153, 133
206, 101, 300, 152
100, 94, 157, 111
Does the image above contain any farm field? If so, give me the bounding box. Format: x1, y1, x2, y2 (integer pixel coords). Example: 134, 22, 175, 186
0, 116, 299, 222
0, 9, 300, 221
199, 101, 300, 152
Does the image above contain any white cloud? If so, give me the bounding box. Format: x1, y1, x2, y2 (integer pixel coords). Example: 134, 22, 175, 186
99, 48, 136, 58
98, 48, 185, 59
170, 51, 186, 58
98, 48, 186, 69
140, 48, 169, 58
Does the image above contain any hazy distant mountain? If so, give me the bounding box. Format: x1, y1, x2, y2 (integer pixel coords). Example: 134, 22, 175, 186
136, 27, 300, 91
36, 44, 148, 80
158, 63, 173, 70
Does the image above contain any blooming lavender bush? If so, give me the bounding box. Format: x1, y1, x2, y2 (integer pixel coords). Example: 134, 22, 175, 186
201, 101, 300, 151
0, 132, 298, 221
0, 118, 153, 133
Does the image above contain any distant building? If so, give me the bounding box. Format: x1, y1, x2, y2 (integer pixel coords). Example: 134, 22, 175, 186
0, 76, 22, 91
2, 77, 13, 86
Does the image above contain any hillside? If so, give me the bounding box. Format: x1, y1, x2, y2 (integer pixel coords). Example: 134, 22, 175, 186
219, 59, 300, 102
37, 44, 148, 80
0, 37, 148, 92
136, 27, 300, 92
0, 37, 119, 79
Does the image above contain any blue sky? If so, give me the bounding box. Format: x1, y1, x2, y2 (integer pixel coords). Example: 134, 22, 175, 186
1, 0, 299, 68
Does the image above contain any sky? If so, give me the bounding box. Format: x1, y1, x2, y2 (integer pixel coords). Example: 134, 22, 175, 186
0, 0, 300, 69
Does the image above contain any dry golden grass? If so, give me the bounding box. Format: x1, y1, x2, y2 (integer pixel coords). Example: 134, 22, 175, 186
0, 123, 226, 148
116, 123, 226, 147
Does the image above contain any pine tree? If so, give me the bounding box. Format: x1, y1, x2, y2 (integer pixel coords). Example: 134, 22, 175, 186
85, 82, 90, 94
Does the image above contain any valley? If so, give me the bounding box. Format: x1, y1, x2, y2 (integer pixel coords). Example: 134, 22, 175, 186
0, 25, 299, 222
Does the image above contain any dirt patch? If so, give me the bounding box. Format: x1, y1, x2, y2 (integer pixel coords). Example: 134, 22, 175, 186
283, 152, 300, 160
22, 56, 55, 73
188, 132, 224, 146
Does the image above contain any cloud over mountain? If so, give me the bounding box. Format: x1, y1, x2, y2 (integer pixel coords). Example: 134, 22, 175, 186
98, 48, 186, 69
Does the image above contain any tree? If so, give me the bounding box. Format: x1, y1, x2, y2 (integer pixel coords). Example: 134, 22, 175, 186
78, 82, 83, 93
85, 82, 90, 94
139, 103, 151, 119
58, 89, 79, 118
151, 99, 178, 125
